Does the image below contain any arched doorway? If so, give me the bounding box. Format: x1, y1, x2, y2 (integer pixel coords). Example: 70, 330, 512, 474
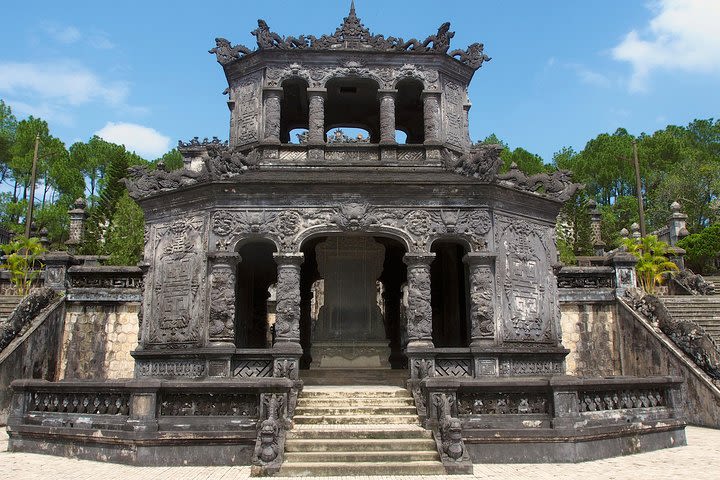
431, 240, 470, 347
235, 241, 277, 348
299, 235, 407, 369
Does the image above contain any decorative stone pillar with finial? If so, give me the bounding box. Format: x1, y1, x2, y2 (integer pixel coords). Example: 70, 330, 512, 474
630, 222, 641, 240
587, 200, 605, 256
668, 201, 689, 247
65, 198, 87, 254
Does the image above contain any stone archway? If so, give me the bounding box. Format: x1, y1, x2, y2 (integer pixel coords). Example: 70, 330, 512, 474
299, 234, 407, 370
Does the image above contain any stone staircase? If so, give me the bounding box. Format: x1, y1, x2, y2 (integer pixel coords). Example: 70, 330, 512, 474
661, 295, 720, 345
280, 385, 445, 476
0, 295, 22, 325
703, 276, 720, 295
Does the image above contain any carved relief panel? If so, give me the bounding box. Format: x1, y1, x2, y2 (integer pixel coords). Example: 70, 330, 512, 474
442, 78, 467, 150
232, 70, 263, 147
495, 215, 559, 344
145, 217, 207, 348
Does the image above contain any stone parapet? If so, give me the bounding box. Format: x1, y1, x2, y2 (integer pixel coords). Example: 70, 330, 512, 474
6, 377, 298, 469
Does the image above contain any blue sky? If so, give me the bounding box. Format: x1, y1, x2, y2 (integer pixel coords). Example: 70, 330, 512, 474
1, 0, 718, 162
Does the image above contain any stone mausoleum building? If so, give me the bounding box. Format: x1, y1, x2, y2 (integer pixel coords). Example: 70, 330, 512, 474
5, 4, 689, 476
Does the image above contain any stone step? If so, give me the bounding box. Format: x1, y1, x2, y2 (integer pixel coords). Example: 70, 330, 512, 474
300, 387, 411, 398
295, 405, 418, 416
285, 437, 436, 452
297, 397, 415, 407
293, 414, 420, 425
278, 460, 446, 476
287, 425, 432, 439
284, 450, 440, 463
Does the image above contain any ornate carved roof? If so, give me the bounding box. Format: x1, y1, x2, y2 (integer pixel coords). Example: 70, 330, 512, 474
209, 1, 490, 70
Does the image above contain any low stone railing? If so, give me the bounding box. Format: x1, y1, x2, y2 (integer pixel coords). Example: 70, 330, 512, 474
263, 143, 435, 165
7, 377, 298, 471
419, 375, 685, 463
557, 265, 617, 302
66, 265, 143, 302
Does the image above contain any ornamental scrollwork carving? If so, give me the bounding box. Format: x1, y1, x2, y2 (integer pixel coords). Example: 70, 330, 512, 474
209, 205, 493, 254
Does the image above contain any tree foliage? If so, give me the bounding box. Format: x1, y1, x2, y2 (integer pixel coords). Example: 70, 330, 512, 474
104, 192, 145, 266
0, 236, 46, 295
622, 235, 679, 294
678, 224, 720, 274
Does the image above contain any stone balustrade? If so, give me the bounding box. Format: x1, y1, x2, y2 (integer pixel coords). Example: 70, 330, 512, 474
7, 377, 297, 467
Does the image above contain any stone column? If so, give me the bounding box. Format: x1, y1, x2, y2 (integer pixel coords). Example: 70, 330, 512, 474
463, 253, 497, 345
378, 89, 397, 145
422, 91, 442, 145
207, 251, 240, 347
43, 251, 74, 292
273, 253, 304, 353
588, 200, 605, 256
65, 198, 87, 254
403, 253, 435, 349
262, 87, 283, 145
668, 201, 689, 247
607, 252, 638, 297
307, 88, 326, 160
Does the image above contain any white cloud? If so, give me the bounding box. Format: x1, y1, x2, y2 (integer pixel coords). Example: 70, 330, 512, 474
95, 122, 170, 158
41, 22, 81, 44
7, 100, 74, 126
612, 0, 720, 91
566, 63, 611, 88
0, 61, 128, 106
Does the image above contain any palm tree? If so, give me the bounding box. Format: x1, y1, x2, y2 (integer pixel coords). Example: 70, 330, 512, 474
622, 235, 679, 294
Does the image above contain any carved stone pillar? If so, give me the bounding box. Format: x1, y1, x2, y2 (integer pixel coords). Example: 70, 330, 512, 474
378, 89, 397, 145
422, 91, 442, 145
65, 197, 87, 254
463, 252, 497, 346
307, 88, 326, 161
262, 87, 283, 145
273, 253, 304, 352
207, 251, 240, 346
588, 200, 605, 256
403, 253, 435, 349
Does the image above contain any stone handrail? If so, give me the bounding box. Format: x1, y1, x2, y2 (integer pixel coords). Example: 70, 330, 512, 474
66, 265, 143, 302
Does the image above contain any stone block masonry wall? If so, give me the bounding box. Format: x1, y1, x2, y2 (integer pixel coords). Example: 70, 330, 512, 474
58, 303, 138, 380
560, 303, 622, 377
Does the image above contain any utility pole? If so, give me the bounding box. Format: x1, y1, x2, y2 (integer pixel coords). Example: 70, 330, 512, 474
632, 139, 646, 237
24, 133, 40, 239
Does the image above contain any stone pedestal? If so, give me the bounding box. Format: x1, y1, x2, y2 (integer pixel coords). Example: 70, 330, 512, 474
312, 237, 389, 368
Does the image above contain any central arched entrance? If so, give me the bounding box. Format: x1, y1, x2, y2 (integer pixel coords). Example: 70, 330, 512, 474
299, 235, 407, 371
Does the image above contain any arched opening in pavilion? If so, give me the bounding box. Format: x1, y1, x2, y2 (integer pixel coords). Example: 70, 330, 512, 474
235, 240, 278, 348
430, 240, 470, 347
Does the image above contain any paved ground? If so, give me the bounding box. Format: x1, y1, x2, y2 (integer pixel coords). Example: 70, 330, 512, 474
2, 426, 719, 479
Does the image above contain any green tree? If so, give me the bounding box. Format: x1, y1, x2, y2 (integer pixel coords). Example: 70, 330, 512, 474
0, 236, 46, 295
678, 224, 720, 274
0, 100, 18, 184
104, 192, 145, 265
155, 149, 184, 171
622, 235, 679, 294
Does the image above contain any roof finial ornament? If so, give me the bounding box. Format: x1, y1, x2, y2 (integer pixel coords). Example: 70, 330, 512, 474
350, 0, 356, 16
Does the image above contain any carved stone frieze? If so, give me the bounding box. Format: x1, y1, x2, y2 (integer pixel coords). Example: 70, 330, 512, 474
577, 389, 665, 412
233, 359, 273, 378
233, 71, 263, 146
435, 358, 472, 377
443, 80, 467, 150
457, 392, 548, 415
136, 360, 206, 377
30, 392, 130, 415
498, 358, 564, 376
209, 206, 492, 254
159, 393, 257, 416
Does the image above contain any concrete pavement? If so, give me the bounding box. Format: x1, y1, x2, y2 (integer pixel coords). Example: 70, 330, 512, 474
2, 425, 718, 479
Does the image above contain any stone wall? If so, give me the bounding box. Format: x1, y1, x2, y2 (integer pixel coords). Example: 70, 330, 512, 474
58, 303, 139, 380
0, 298, 65, 424
560, 302, 622, 377
616, 301, 720, 427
